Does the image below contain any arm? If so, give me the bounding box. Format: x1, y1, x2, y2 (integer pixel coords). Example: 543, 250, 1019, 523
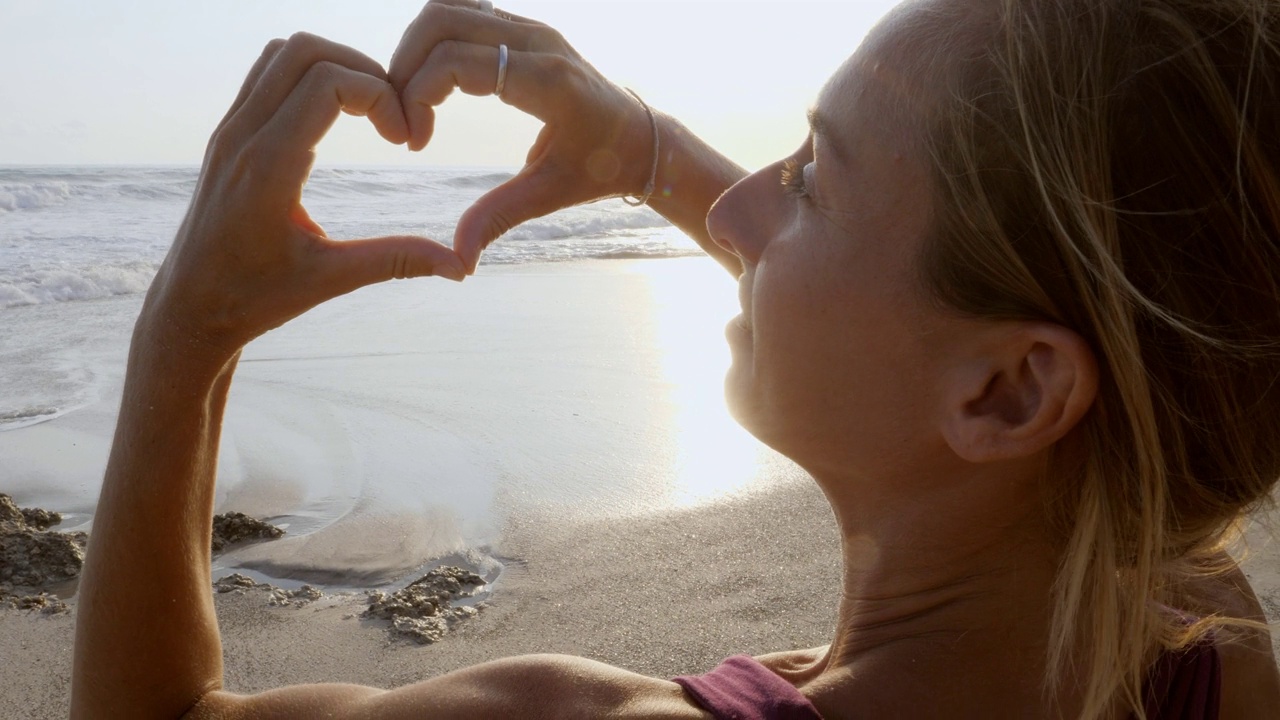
388, 0, 747, 276
645, 110, 748, 276
71, 28, 709, 720
70, 32, 466, 718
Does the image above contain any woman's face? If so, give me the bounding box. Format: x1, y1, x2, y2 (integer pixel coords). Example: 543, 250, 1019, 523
708, 5, 964, 479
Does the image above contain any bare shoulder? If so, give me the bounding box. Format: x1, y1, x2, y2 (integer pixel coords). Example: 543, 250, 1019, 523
186, 654, 711, 720
1180, 557, 1280, 720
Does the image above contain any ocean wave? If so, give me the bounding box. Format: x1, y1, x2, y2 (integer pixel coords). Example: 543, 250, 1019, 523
0, 181, 72, 212
505, 212, 669, 243
439, 171, 514, 190
483, 244, 702, 265
0, 406, 60, 431
0, 261, 158, 308
590, 248, 705, 261
115, 181, 195, 201
304, 170, 514, 198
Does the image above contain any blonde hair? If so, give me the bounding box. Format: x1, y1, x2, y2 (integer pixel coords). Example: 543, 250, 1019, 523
916, 0, 1280, 716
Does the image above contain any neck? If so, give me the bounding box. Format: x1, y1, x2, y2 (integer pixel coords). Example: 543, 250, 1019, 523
805, 461, 1070, 717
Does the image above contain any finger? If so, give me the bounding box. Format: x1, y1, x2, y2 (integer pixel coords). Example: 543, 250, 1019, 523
453, 163, 571, 274
402, 43, 564, 151
251, 62, 410, 201
213, 38, 286, 137
221, 32, 395, 143
388, 1, 556, 92
311, 235, 467, 300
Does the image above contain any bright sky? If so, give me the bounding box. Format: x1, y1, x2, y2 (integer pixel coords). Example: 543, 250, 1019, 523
0, 1, 899, 170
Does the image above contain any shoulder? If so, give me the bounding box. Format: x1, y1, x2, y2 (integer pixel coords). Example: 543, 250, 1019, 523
1179, 558, 1280, 720
1213, 573, 1280, 720
187, 654, 712, 720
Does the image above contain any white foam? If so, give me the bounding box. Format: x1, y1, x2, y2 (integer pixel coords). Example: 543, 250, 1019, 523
0, 261, 157, 308
505, 209, 668, 243
0, 181, 72, 212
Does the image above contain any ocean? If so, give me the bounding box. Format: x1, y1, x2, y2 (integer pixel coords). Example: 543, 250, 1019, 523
0, 165, 794, 590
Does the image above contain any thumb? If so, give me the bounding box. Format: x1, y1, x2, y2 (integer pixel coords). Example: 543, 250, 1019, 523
312, 234, 467, 300
454, 166, 576, 274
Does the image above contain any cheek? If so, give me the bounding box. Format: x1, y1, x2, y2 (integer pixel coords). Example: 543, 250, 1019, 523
741, 267, 934, 455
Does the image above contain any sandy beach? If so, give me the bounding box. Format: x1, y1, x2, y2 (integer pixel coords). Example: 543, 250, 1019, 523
0, 473, 842, 719
1, 258, 1278, 719
3, 481, 1278, 719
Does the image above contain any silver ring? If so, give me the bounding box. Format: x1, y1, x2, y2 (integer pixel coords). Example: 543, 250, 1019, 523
478, 0, 493, 13
495, 43, 508, 97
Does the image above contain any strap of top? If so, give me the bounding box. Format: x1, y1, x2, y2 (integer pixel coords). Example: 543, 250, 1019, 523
673, 655, 824, 720
1142, 640, 1221, 720
675, 642, 1219, 720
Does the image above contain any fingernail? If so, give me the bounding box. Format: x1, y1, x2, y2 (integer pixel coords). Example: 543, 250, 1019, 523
439, 265, 466, 282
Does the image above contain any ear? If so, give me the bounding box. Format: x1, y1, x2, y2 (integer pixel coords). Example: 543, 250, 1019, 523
940, 323, 1098, 463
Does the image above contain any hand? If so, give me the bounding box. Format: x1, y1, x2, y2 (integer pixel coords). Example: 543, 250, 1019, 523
143, 33, 466, 370
389, 0, 656, 273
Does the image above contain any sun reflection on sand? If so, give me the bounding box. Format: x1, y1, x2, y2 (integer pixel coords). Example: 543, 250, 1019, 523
633, 258, 773, 509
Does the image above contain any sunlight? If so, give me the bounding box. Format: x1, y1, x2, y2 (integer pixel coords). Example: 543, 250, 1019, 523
634, 258, 772, 509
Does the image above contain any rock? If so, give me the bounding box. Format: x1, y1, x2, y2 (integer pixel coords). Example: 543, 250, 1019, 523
213, 573, 322, 607
213, 573, 261, 594
267, 584, 322, 608
0, 493, 62, 530
0, 528, 86, 586
0, 494, 22, 526
364, 566, 485, 644
210, 512, 284, 553
21, 507, 62, 531
15, 592, 70, 615
0, 585, 70, 615
391, 614, 449, 644
0, 496, 86, 587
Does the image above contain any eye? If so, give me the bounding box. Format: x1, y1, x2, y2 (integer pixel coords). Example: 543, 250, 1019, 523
781, 158, 815, 200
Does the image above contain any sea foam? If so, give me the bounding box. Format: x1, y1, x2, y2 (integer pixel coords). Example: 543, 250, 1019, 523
0, 261, 158, 308
0, 181, 72, 212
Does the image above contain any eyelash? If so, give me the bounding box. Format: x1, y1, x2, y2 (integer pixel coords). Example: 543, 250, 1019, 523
781, 158, 810, 200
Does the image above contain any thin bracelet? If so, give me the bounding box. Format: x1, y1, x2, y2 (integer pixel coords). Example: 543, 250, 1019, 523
622, 87, 659, 207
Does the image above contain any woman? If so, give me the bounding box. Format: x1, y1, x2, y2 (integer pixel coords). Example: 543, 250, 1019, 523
70, 0, 1280, 717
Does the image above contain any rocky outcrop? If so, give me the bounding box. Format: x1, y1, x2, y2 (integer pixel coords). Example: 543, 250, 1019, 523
1, 498, 486, 641
0, 589, 69, 614
364, 566, 485, 644
211, 512, 284, 553
0, 493, 82, 614
213, 572, 323, 607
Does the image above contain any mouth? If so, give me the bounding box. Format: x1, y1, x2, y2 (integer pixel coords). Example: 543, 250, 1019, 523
727, 276, 753, 341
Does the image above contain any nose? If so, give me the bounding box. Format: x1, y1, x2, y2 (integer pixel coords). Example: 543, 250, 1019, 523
706, 164, 781, 266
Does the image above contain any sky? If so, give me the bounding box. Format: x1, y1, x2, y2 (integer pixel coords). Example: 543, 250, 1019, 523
0, 1, 898, 171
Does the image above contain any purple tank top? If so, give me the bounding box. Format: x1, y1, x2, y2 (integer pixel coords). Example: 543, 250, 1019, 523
1142, 640, 1221, 720
674, 645, 1221, 720
674, 655, 823, 720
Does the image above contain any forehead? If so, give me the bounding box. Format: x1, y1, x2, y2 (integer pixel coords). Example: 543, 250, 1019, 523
814, 0, 985, 147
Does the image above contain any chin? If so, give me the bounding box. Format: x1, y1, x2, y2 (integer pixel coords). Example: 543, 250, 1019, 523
723, 368, 774, 447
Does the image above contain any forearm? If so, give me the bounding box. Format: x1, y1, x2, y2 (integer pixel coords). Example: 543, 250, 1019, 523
72, 313, 239, 719
645, 112, 747, 277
